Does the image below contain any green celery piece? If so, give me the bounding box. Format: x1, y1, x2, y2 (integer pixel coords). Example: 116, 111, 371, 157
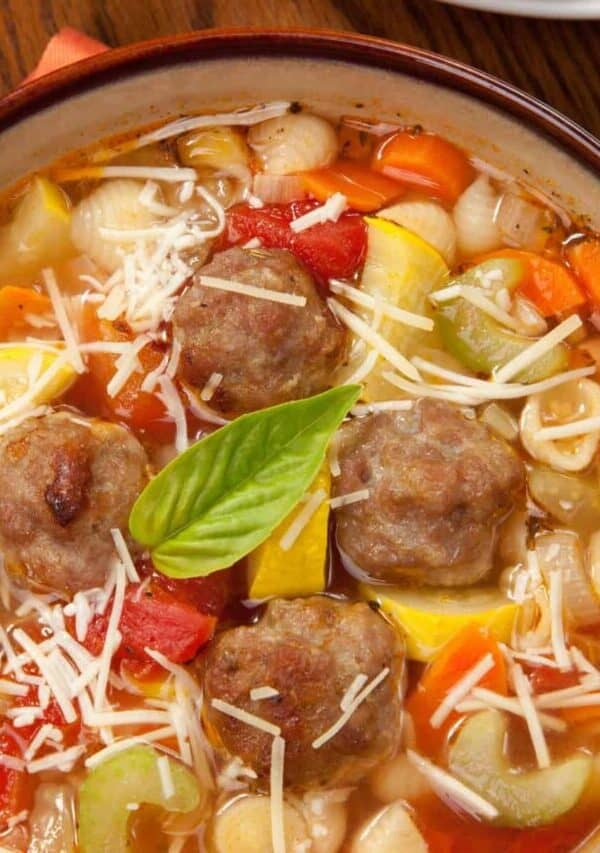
78, 745, 201, 853
449, 710, 592, 828
129, 384, 360, 579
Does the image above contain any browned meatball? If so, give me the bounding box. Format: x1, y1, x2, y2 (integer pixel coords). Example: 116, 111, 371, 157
203, 596, 403, 788
173, 247, 346, 415
0, 412, 148, 594
333, 400, 525, 586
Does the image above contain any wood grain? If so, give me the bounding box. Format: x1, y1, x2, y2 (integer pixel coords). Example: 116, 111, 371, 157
0, 0, 597, 136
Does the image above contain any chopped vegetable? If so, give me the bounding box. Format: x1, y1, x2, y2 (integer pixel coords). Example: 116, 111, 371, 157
211, 794, 310, 853
495, 192, 551, 252
83, 579, 217, 663
480, 249, 586, 316
372, 130, 475, 204
301, 160, 403, 213
70, 304, 170, 440
28, 783, 77, 853
78, 745, 201, 853
567, 237, 600, 305
535, 531, 600, 629
0, 177, 73, 283
435, 259, 571, 382
339, 216, 448, 399
0, 344, 76, 409
0, 725, 28, 826
220, 200, 367, 283
0, 287, 53, 340
247, 465, 331, 600
405, 625, 507, 757
248, 113, 338, 175
449, 710, 592, 827
528, 466, 600, 536
362, 585, 517, 662
177, 126, 251, 175
350, 800, 428, 852
129, 385, 360, 578
453, 175, 502, 255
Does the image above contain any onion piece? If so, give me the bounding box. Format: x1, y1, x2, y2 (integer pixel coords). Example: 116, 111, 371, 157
480, 402, 519, 441
536, 530, 600, 629
513, 296, 548, 337
28, 783, 77, 853
453, 175, 502, 256
252, 173, 307, 204
495, 191, 550, 252
378, 201, 456, 264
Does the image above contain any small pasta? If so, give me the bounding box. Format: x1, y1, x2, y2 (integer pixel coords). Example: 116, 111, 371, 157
177, 126, 251, 179
301, 790, 349, 853
369, 753, 430, 804
248, 113, 338, 175
211, 794, 310, 853
350, 801, 428, 853
71, 179, 158, 273
520, 379, 600, 472
378, 201, 456, 264
453, 174, 502, 256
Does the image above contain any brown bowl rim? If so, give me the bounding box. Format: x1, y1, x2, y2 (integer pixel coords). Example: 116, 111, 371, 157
0, 27, 598, 175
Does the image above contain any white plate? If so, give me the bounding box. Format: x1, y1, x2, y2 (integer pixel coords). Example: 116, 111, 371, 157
436, 0, 600, 18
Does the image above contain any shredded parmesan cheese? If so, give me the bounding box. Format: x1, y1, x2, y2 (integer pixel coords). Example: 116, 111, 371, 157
290, 193, 347, 232
42, 268, 85, 373
351, 401, 413, 416
493, 314, 581, 384
328, 489, 370, 510
329, 279, 433, 331
406, 749, 499, 819
200, 372, 223, 402
157, 375, 188, 453
110, 528, 140, 583
157, 754, 176, 800
93, 559, 126, 711
457, 688, 566, 732
430, 653, 495, 729
339, 674, 369, 712
279, 489, 327, 551
312, 667, 389, 749
250, 686, 280, 701
11, 629, 76, 723
512, 663, 550, 768
84, 726, 176, 768
328, 298, 421, 382
211, 698, 281, 737
270, 736, 286, 853
199, 275, 307, 307
27, 744, 85, 774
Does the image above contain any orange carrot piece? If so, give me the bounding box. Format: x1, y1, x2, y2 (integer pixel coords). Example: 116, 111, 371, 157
371, 130, 475, 204
0, 286, 53, 340
301, 160, 404, 213
567, 237, 600, 305
406, 624, 507, 759
478, 248, 586, 316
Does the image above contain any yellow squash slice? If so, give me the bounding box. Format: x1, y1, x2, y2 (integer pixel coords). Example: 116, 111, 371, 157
247, 466, 331, 600
0, 345, 76, 409
361, 584, 518, 662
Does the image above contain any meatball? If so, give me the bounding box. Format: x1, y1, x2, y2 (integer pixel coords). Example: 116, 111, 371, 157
333, 400, 525, 586
0, 412, 148, 594
173, 247, 346, 415
203, 596, 403, 788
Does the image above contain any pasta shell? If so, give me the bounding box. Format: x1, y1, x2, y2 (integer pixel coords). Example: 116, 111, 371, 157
248, 113, 338, 175
378, 201, 456, 264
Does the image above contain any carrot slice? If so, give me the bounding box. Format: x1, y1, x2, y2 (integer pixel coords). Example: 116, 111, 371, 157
0, 286, 53, 340
406, 623, 507, 759
567, 237, 600, 306
301, 160, 404, 213
478, 248, 586, 316
371, 130, 475, 204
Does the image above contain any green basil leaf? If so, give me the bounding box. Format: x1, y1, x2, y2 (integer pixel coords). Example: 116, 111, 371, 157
129, 385, 360, 578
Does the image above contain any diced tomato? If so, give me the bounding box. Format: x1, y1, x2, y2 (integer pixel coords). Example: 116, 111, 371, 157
301, 160, 404, 213
523, 662, 579, 694
567, 237, 600, 305
372, 130, 475, 204
11, 682, 80, 746
67, 303, 173, 441
83, 580, 216, 664
151, 568, 232, 617
0, 725, 28, 825
220, 201, 367, 284
406, 624, 507, 759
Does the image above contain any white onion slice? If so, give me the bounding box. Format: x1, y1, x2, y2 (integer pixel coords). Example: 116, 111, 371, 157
252, 173, 307, 204
495, 191, 549, 252
536, 531, 600, 629
453, 175, 502, 256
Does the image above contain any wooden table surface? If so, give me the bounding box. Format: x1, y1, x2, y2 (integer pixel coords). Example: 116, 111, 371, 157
0, 0, 598, 137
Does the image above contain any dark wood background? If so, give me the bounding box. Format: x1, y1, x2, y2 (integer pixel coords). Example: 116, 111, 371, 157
0, 0, 598, 137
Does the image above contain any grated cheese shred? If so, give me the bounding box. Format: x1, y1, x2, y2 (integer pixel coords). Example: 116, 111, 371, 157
211, 698, 281, 737
430, 653, 495, 729
199, 275, 307, 307
279, 489, 327, 551
270, 736, 286, 853
157, 754, 176, 800
312, 667, 389, 749
328, 489, 370, 510
406, 749, 499, 819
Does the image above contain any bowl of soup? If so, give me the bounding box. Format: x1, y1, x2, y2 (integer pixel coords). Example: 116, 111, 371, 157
0, 28, 598, 853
